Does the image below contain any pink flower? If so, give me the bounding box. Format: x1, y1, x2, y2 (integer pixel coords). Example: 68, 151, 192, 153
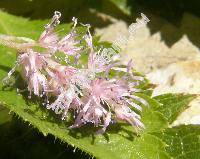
2, 11, 150, 133
39, 11, 60, 52
18, 49, 49, 96
84, 26, 119, 77
39, 12, 81, 57
71, 77, 147, 132
46, 63, 76, 93
2, 49, 49, 96
57, 31, 81, 56
88, 50, 110, 73
46, 84, 81, 120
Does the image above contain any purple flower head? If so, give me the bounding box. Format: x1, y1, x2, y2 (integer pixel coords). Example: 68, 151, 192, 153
19, 49, 49, 96
70, 74, 147, 133
3, 49, 50, 96
39, 12, 81, 57
84, 27, 116, 75
2, 11, 150, 133
39, 11, 61, 52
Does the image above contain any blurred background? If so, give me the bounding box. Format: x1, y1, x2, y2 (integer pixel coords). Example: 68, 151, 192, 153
0, 0, 199, 158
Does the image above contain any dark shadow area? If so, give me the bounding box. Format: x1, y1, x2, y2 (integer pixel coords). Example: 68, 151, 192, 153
128, 0, 200, 24
68, 121, 138, 144
0, 118, 91, 159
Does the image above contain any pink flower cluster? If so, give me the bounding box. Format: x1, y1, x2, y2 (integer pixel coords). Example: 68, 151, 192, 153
3, 11, 148, 133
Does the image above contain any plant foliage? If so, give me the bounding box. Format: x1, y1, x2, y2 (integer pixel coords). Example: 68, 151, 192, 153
0, 11, 199, 159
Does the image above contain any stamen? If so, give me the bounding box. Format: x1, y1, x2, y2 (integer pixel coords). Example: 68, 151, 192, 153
45, 11, 61, 31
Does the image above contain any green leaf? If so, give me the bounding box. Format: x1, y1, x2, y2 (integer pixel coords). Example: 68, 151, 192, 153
0, 11, 172, 159
153, 94, 196, 123
154, 125, 200, 159
137, 93, 168, 133
0, 105, 12, 124
0, 11, 198, 159
0, 12, 44, 38
0, 88, 170, 159
130, 134, 170, 159
108, 0, 131, 15
0, 82, 170, 159
151, 94, 200, 159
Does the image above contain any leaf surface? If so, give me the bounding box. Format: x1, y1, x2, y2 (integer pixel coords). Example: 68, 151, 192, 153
0, 11, 199, 159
